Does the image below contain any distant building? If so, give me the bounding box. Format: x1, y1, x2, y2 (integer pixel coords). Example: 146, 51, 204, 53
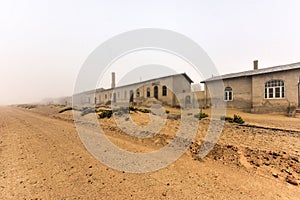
74, 73, 198, 108
201, 61, 300, 113
74, 61, 300, 113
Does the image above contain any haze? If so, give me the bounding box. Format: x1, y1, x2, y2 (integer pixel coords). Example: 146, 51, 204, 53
1, 0, 300, 105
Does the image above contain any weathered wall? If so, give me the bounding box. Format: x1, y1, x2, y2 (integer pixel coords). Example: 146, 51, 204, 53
223, 77, 252, 110
204, 77, 252, 110
80, 74, 192, 107
251, 69, 300, 113
204, 68, 300, 113
194, 91, 206, 108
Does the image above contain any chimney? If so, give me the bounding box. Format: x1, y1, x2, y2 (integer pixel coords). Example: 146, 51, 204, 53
111, 72, 116, 88
253, 60, 258, 70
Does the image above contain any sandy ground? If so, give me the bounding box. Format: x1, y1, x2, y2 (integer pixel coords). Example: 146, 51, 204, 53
0, 105, 299, 199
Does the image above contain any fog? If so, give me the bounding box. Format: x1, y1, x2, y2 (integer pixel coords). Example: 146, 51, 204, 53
1, 0, 300, 105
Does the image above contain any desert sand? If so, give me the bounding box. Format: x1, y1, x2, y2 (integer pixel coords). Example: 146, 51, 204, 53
0, 104, 299, 199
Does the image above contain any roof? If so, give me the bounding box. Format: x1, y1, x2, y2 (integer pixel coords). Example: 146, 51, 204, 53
108, 72, 193, 91
76, 73, 193, 95
201, 62, 300, 83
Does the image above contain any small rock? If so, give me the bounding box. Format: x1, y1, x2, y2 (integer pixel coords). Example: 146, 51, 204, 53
89, 165, 92, 169
264, 161, 270, 166
285, 169, 292, 175
272, 173, 278, 178
162, 192, 167, 196
291, 156, 299, 162
286, 175, 298, 186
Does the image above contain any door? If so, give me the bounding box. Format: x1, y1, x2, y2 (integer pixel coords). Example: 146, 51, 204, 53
154, 86, 158, 99
129, 90, 134, 102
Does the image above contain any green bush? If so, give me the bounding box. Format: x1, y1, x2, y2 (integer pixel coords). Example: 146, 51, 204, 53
99, 110, 113, 118
220, 115, 233, 121
233, 114, 245, 124
220, 114, 244, 124
194, 112, 209, 120
137, 108, 150, 113
129, 106, 137, 112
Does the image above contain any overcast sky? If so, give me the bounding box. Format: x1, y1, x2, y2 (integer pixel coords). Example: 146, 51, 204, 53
1, 0, 300, 105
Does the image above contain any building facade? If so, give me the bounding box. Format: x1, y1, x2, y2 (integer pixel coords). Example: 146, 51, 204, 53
202, 61, 300, 113
74, 61, 300, 113
74, 73, 197, 108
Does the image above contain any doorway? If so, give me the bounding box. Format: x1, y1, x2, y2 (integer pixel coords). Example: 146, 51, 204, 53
154, 86, 158, 99
129, 90, 134, 102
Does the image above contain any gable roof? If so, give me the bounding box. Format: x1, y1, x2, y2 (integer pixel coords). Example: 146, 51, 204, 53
201, 62, 300, 83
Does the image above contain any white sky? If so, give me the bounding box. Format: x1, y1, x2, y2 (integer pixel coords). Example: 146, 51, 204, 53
1, 0, 300, 105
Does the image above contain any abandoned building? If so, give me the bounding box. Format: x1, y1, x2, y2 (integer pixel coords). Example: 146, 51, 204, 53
201, 61, 300, 113
74, 61, 300, 113
74, 72, 197, 108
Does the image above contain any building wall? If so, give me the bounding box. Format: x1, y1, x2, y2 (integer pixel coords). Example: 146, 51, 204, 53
79, 74, 193, 107
223, 77, 252, 110
251, 69, 300, 113
172, 75, 191, 93
204, 68, 300, 113
204, 77, 252, 111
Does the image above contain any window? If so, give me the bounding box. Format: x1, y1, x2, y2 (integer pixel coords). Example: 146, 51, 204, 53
147, 88, 150, 97
105, 94, 107, 99
124, 91, 127, 99
265, 80, 284, 99
136, 89, 140, 97
162, 85, 167, 96
224, 87, 233, 101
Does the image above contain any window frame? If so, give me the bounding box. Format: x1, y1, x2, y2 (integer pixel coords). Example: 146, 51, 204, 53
224, 87, 233, 101
162, 85, 167, 96
264, 80, 285, 99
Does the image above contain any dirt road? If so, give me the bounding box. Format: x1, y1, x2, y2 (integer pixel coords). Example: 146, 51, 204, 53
0, 106, 299, 199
